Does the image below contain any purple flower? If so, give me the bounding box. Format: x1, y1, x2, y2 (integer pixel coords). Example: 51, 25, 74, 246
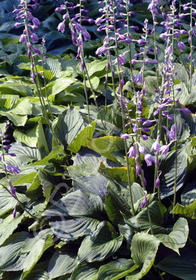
178, 41, 186, 52
138, 143, 145, 154
155, 171, 162, 189
141, 190, 147, 208
114, 53, 126, 68
58, 21, 65, 33
9, 180, 16, 196
160, 144, 170, 155
136, 161, 141, 176
151, 138, 160, 153
145, 154, 154, 166
134, 72, 143, 85
13, 206, 17, 219
6, 165, 20, 175
168, 124, 177, 141
128, 144, 137, 158
121, 133, 129, 140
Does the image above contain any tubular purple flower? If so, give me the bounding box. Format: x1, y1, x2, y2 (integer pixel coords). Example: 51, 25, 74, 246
155, 171, 162, 189
9, 180, 16, 196
145, 154, 155, 166
58, 21, 65, 33
151, 138, 160, 153
136, 161, 141, 176
121, 133, 129, 140
178, 41, 186, 52
138, 143, 145, 154
160, 144, 170, 155
13, 206, 17, 219
128, 144, 137, 158
141, 190, 147, 208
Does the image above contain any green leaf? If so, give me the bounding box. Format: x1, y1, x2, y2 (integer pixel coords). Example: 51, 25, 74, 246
39, 170, 54, 202
156, 247, 196, 280
71, 262, 98, 280
31, 145, 64, 166
129, 201, 167, 232
171, 200, 196, 219
105, 193, 124, 224
14, 125, 38, 148
68, 121, 96, 153
156, 218, 189, 254
160, 149, 187, 198
46, 57, 62, 78
98, 259, 138, 280
37, 121, 50, 158
54, 107, 85, 148
9, 143, 38, 165
0, 213, 24, 246
86, 76, 100, 90
86, 59, 107, 77
0, 183, 28, 217
22, 229, 54, 277
43, 190, 105, 241
0, 231, 29, 271
78, 222, 123, 263
127, 232, 160, 280
11, 172, 37, 187
48, 248, 77, 279
98, 163, 135, 183
51, 77, 76, 95
86, 136, 125, 164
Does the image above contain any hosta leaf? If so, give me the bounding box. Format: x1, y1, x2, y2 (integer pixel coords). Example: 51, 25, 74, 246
49, 217, 100, 241
71, 262, 98, 280
14, 125, 38, 148
98, 162, 135, 183
11, 172, 37, 187
9, 142, 38, 165
0, 183, 28, 217
32, 145, 64, 166
105, 193, 124, 224
0, 213, 24, 246
46, 57, 62, 77
160, 149, 187, 198
86, 76, 100, 90
22, 229, 54, 277
98, 259, 138, 280
48, 248, 77, 279
51, 77, 76, 95
54, 107, 85, 148
78, 222, 123, 263
0, 231, 29, 272
156, 218, 189, 254
68, 121, 96, 153
171, 200, 196, 219
71, 173, 108, 199
127, 233, 160, 280
86, 59, 107, 77
181, 182, 196, 206
86, 136, 124, 164
129, 201, 167, 232
68, 151, 108, 198
44, 190, 105, 241
156, 247, 196, 280
0, 111, 27, 127
43, 190, 104, 218
107, 181, 144, 217
10, 98, 32, 115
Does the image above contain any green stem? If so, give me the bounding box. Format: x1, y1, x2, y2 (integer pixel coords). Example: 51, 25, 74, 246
111, 0, 135, 215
